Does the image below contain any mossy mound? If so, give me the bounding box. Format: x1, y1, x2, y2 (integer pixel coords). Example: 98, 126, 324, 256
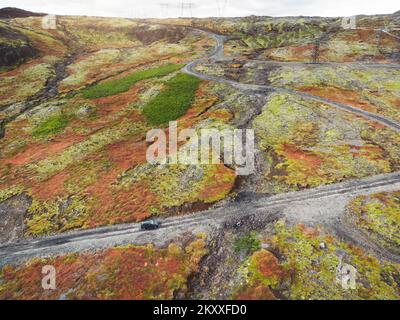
347, 192, 400, 254
233, 221, 400, 300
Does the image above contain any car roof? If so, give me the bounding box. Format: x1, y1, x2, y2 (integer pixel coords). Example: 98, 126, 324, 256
143, 219, 158, 223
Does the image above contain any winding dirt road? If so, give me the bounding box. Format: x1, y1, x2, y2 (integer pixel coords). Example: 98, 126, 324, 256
183, 30, 400, 132
1, 170, 400, 267
1, 25, 400, 267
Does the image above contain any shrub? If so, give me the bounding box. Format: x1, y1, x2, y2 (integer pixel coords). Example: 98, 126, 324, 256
234, 232, 261, 256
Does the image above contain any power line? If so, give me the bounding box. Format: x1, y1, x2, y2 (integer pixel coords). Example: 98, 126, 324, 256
131, 7, 144, 19
216, 0, 228, 17
159, 3, 170, 18
180, 1, 194, 17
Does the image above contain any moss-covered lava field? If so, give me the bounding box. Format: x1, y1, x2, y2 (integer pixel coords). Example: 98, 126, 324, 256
0, 8, 399, 301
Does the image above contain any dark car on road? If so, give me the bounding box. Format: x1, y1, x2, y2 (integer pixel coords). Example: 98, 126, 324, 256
140, 219, 161, 231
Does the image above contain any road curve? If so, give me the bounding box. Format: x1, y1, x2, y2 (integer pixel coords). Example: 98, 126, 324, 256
182, 30, 400, 132
1, 25, 400, 267
381, 29, 400, 41
237, 60, 400, 69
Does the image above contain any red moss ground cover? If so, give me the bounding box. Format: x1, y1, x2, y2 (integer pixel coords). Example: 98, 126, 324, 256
349, 145, 386, 160
30, 170, 70, 200
197, 164, 236, 204
3, 137, 81, 167
0, 75, 237, 235
0, 240, 208, 300
92, 85, 141, 117
265, 44, 314, 62
280, 143, 322, 169
84, 138, 153, 227
298, 86, 378, 113
235, 250, 286, 300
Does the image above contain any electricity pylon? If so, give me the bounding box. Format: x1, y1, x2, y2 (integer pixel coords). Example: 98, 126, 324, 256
216, 0, 228, 17
180, 1, 194, 17
159, 3, 170, 18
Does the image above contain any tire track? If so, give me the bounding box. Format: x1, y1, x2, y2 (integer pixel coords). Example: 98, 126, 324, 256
182, 29, 400, 132
2, 25, 400, 266
1, 171, 400, 266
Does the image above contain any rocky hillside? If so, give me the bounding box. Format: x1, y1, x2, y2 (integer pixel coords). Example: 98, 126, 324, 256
0, 7, 45, 19
0, 24, 37, 67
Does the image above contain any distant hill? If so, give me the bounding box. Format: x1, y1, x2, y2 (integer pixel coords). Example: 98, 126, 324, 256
394, 10, 400, 15
0, 7, 46, 18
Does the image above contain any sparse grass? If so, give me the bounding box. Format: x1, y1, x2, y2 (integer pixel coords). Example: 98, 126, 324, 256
142, 73, 202, 125
81, 64, 184, 99
32, 114, 70, 138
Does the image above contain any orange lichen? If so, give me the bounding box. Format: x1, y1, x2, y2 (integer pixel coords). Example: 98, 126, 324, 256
197, 164, 236, 203
298, 86, 378, 113
252, 250, 285, 279
0, 240, 207, 300
344, 29, 375, 42
234, 250, 286, 300
207, 109, 233, 121
349, 145, 385, 160
92, 85, 141, 116
106, 138, 148, 170
30, 170, 70, 201
178, 82, 219, 127
280, 143, 322, 169
235, 282, 277, 300
3, 138, 81, 167
84, 139, 154, 227
297, 224, 321, 238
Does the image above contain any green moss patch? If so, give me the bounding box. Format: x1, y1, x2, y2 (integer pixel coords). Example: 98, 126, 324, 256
81, 64, 183, 99
32, 114, 70, 138
142, 73, 202, 125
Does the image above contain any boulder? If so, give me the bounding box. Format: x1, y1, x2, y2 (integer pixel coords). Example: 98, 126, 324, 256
0, 119, 5, 139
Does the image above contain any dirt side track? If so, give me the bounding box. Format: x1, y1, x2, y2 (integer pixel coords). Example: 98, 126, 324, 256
1, 24, 400, 267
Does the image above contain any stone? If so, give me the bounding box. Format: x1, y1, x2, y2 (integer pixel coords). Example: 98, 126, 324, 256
0, 119, 5, 139
75, 104, 94, 119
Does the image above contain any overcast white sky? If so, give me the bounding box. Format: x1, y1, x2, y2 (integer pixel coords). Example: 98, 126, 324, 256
1, 0, 399, 18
